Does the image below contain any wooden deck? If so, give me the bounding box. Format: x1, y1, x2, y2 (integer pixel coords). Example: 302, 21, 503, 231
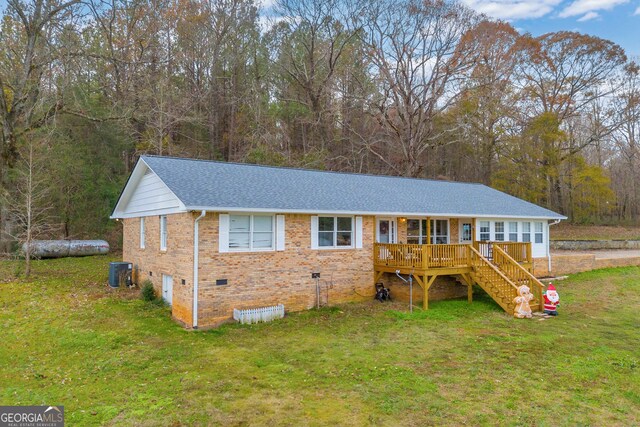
374, 241, 532, 274
373, 242, 539, 312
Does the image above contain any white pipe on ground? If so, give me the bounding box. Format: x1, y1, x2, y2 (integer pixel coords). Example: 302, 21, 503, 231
193, 210, 206, 329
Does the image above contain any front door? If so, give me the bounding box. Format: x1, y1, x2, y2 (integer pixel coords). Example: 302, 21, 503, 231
377, 218, 397, 243
162, 274, 173, 306
460, 222, 473, 244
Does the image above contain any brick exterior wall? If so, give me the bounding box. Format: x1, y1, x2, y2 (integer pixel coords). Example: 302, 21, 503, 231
123, 213, 195, 326
123, 213, 476, 328
450, 218, 460, 243
397, 219, 408, 243
195, 213, 375, 327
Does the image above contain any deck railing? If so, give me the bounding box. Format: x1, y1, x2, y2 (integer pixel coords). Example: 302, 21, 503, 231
374, 241, 532, 271
374, 243, 425, 269
469, 246, 519, 312
424, 244, 470, 269
495, 242, 532, 263
374, 243, 471, 270
473, 241, 531, 263
493, 245, 543, 307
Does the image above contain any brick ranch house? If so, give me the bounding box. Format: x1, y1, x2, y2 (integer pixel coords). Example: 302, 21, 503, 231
111, 156, 566, 328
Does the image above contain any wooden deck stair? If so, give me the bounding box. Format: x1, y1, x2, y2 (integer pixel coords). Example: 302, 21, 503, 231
469, 246, 544, 313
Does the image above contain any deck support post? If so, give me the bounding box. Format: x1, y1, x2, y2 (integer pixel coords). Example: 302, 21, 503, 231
373, 270, 384, 285
422, 275, 437, 310
423, 275, 428, 310
472, 218, 477, 245
460, 273, 473, 304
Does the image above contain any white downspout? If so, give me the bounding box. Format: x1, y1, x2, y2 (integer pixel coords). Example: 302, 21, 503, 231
193, 210, 206, 329
548, 219, 562, 274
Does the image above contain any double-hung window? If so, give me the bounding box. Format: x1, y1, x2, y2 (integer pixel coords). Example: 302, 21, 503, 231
140, 217, 146, 249
479, 221, 490, 241
318, 216, 353, 248
407, 219, 427, 244
522, 222, 531, 243
508, 222, 518, 242
430, 219, 449, 244
407, 219, 449, 245
160, 215, 168, 251
229, 215, 274, 251
535, 222, 544, 243
406, 219, 448, 244
494, 222, 505, 241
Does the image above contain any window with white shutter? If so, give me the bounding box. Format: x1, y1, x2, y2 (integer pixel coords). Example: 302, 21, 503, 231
219, 214, 279, 252
313, 216, 356, 249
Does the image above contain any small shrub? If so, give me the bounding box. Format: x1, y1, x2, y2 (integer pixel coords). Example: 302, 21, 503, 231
141, 280, 156, 302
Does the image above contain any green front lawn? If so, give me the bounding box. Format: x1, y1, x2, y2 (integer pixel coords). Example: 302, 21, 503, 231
1, 257, 638, 426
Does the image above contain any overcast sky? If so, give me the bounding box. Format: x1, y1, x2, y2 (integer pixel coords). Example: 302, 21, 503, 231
461, 0, 640, 57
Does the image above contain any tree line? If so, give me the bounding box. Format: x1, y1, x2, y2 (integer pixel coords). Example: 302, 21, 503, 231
1, 0, 639, 252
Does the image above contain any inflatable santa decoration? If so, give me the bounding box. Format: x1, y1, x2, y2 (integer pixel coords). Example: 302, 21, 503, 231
543, 283, 560, 316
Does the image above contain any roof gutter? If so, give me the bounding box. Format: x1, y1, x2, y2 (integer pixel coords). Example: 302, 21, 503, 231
547, 218, 563, 274
192, 210, 206, 329
181, 206, 567, 221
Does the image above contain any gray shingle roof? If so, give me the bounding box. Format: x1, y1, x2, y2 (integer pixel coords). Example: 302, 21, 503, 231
141, 155, 565, 219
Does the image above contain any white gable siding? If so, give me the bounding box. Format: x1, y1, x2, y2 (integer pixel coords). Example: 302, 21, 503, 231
123, 170, 183, 216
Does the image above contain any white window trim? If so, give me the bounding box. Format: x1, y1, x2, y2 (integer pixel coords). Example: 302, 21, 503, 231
407, 218, 427, 244
475, 219, 545, 245
494, 221, 505, 242
522, 221, 531, 243
430, 219, 450, 244
160, 215, 167, 251
508, 221, 518, 242
313, 215, 356, 249
479, 220, 490, 241
276, 215, 286, 251
534, 221, 544, 244
140, 217, 145, 249
226, 214, 277, 253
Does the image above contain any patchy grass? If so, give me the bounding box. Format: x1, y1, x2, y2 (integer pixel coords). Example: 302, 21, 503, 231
552, 223, 640, 241
1, 256, 639, 426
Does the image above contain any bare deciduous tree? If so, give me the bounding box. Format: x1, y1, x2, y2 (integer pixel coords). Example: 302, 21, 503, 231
361, 0, 477, 177
3, 134, 57, 276
0, 0, 81, 251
